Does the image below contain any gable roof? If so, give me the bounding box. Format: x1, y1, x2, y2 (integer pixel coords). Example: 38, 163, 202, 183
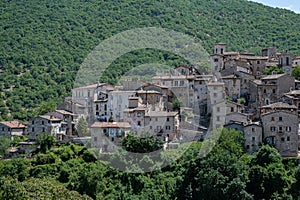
0, 121, 26, 128
261, 102, 297, 109
91, 122, 131, 128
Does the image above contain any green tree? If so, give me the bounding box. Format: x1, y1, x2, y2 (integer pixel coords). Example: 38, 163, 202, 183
0, 135, 10, 156
122, 132, 164, 153
36, 133, 55, 153
262, 66, 284, 75
247, 145, 292, 199
291, 65, 300, 80
33, 100, 57, 117
76, 116, 89, 136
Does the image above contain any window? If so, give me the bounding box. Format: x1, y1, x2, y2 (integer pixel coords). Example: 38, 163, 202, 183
42, 121, 44, 125
263, 89, 266, 93
32, 120, 34, 125
42, 128, 45, 132
272, 89, 276, 93
150, 126, 152, 129
271, 117, 274, 121
278, 126, 283, 133
246, 145, 250, 149
213, 93, 217, 98
32, 128, 35, 132
214, 58, 219, 62
166, 126, 171, 130
96, 104, 99, 110
217, 116, 220, 121
252, 128, 255, 132
217, 107, 220, 112
231, 107, 234, 112
1, 127, 4, 131
137, 112, 141, 117
156, 118, 158, 121
257, 61, 260, 64
252, 137, 255, 141
94, 137, 97, 142
281, 137, 285, 142
180, 81, 184, 86
137, 121, 141, 126
270, 126, 276, 132
167, 117, 169, 122
279, 117, 282, 121
287, 136, 290, 141
286, 126, 291, 132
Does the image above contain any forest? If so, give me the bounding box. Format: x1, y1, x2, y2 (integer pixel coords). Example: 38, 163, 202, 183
1, 0, 300, 121
0, 128, 299, 199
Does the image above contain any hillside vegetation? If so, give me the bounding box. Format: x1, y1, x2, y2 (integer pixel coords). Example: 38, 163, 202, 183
1, 129, 299, 199
1, 0, 300, 121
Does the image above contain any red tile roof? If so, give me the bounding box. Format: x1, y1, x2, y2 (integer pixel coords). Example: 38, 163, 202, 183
0, 121, 26, 128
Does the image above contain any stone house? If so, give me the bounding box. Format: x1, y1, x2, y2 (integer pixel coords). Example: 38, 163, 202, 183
0, 121, 26, 139
281, 90, 300, 115
293, 56, 300, 66
27, 115, 65, 141
90, 122, 131, 152
222, 75, 241, 100
46, 110, 75, 137
144, 111, 179, 139
224, 121, 262, 154
107, 90, 136, 122
249, 74, 295, 115
261, 102, 298, 157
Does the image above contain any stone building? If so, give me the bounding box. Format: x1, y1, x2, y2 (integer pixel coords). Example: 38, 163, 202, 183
224, 121, 262, 154
27, 115, 65, 141
46, 110, 75, 137
249, 74, 295, 115
144, 111, 179, 140
282, 90, 300, 115
90, 122, 131, 152
261, 102, 298, 157
293, 56, 300, 66
0, 121, 26, 139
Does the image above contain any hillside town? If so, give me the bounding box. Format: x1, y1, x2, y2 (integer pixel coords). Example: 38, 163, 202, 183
1, 43, 300, 157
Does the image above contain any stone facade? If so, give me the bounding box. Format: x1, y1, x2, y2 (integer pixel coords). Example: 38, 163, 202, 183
90, 122, 131, 152
0, 121, 26, 138
262, 111, 298, 157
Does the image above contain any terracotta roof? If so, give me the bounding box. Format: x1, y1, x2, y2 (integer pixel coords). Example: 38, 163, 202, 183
137, 90, 162, 94
223, 52, 239, 55
55, 110, 74, 115
261, 102, 297, 109
39, 115, 62, 121
0, 121, 26, 128
293, 56, 300, 60
145, 111, 178, 117
74, 83, 106, 90
261, 74, 285, 80
91, 122, 131, 128
285, 90, 300, 95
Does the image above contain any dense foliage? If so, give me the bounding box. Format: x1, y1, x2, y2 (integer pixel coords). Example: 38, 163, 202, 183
0, 129, 299, 199
1, 0, 300, 121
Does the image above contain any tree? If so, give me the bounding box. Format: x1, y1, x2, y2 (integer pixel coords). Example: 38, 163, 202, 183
33, 100, 57, 117
36, 133, 55, 153
247, 145, 292, 199
291, 65, 300, 80
76, 116, 89, 136
262, 66, 284, 75
121, 132, 164, 153
0, 135, 10, 156
172, 98, 183, 111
